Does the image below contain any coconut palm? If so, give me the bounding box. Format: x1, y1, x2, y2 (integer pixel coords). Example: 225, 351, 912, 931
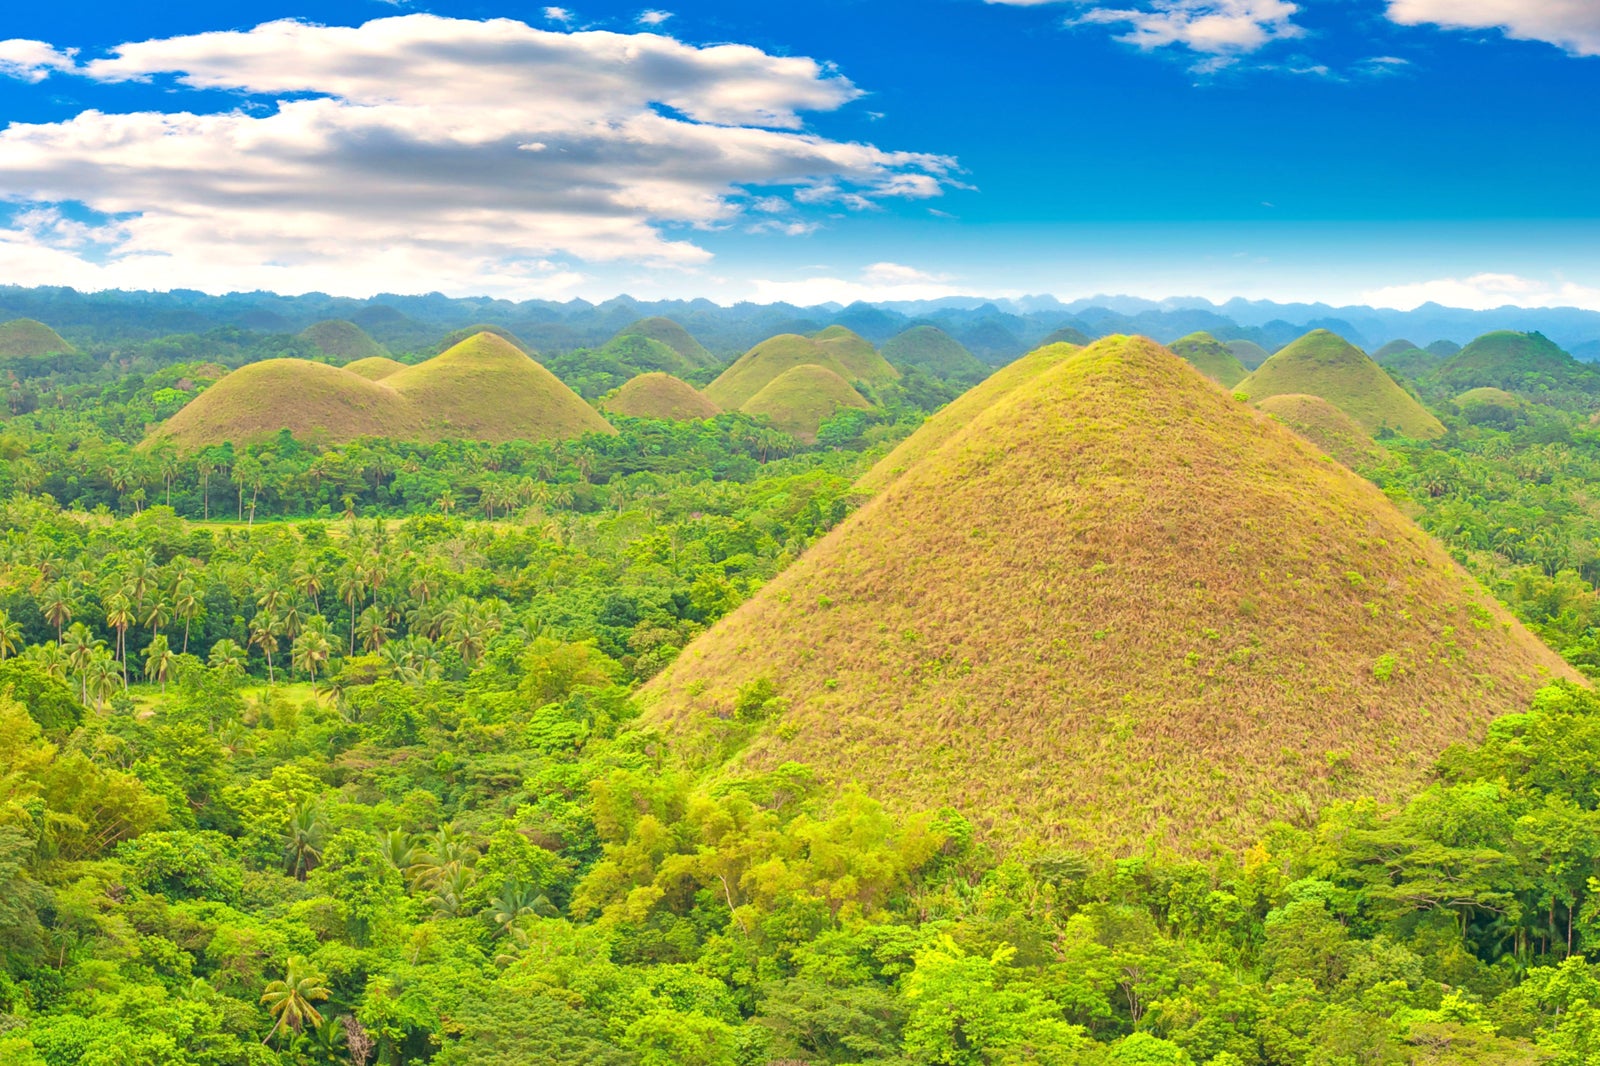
259, 956, 329, 1045
0, 609, 21, 661
104, 593, 134, 687
143, 635, 177, 693
208, 638, 247, 676
376, 829, 419, 873
172, 579, 201, 654
355, 605, 390, 653
284, 800, 326, 881
85, 650, 120, 711
291, 628, 333, 688
40, 583, 73, 643
61, 623, 97, 704
249, 612, 283, 684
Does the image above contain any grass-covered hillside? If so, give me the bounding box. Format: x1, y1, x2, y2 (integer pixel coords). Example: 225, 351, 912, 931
1169, 331, 1248, 387
811, 325, 900, 385
601, 371, 721, 420
609, 316, 719, 369
1434, 330, 1597, 396
1238, 329, 1445, 439
881, 324, 988, 382
703, 334, 859, 409
740, 364, 870, 442
149, 332, 612, 448
1225, 338, 1272, 369
0, 317, 73, 357
644, 335, 1572, 852
298, 319, 388, 360
341, 355, 408, 381
1256, 392, 1384, 469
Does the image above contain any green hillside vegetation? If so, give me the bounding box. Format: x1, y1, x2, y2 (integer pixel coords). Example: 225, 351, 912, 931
1256, 393, 1384, 469
610, 316, 719, 369
1372, 339, 1420, 360
342, 356, 408, 381
645, 335, 1571, 852
1238, 329, 1446, 438
150, 332, 612, 449
881, 324, 988, 382
859, 341, 1081, 492
1455, 386, 1529, 427
1426, 339, 1462, 357
436, 323, 531, 354
1225, 338, 1272, 369
1434, 330, 1597, 395
597, 333, 696, 375
0, 317, 74, 357
1168, 330, 1249, 387
811, 325, 900, 385
1042, 324, 1093, 347
739, 364, 870, 442
703, 334, 858, 409
298, 319, 387, 360
601, 371, 722, 420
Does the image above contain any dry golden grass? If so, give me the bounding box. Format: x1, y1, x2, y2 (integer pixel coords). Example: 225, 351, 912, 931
704, 334, 859, 409
644, 335, 1576, 855
1256, 393, 1385, 470
1170, 331, 1249, 387
811, 325, 901, 385
740, 365, 870, 442
1238, 330, 1445, 439
343, 356, 408, 381
602, 372, 722, 420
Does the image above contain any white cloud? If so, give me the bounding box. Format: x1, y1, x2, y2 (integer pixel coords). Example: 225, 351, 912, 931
0, 15, 955, 297
544, 7, 574, 23
750, 262, 964, 304
988, 0, 1304, 64
1387, 0, 1600, 57
0, 39, 77, 83
1361, 273, 1600, 312
638, 10, 673, 26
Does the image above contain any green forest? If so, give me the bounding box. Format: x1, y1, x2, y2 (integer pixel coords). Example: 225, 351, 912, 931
7, 319, 1600, 1066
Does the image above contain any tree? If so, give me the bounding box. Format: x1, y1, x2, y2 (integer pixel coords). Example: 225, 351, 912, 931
84, 650, 120, 712
0, 610, 20, 661
260, 956, 330, 1045
40, 583, 73, 643
104, 592, 134, 687
209, 638, 246, 676
172, 579, 202, 654
356, 605, 390, 653
249, 612, 283, 684
60, 622, 98, 705
291, 628, 333, 687
143, 635, 177, 694
284, 800, 327, 881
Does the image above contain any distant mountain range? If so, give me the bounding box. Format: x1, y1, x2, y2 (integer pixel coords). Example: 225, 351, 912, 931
4, 285, 1599, 363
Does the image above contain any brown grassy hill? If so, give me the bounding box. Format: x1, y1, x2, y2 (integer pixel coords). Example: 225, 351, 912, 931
436, 324, 531, 354
151, 360, 421, 448
812, 326, 900, 386
1238, 330, 1445, 439
858, 341, 1080, 492
1257, 393, 1384, 469
740, 365, 870, 442
602, 372, 721, 420
299, 320, 387, 360
703, 335, 857, 410
1170, 331, 1248, 387
384, 332, 613, 441
612, 318, 718, 370
643, 335, 1574, 854
343, 356, 408, 381
0, 319, 73, 357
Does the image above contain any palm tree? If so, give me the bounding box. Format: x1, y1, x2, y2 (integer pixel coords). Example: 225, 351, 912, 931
0, 610, 21, 661
208, 638, 247, 676
172, 579, 201, 654
104, 593, 134, 688
292, 565, 324, 614
249, 612, 283, 684
376, 829, 418, 874
196, 456, 215, 521
40, 583, 73, 643
61, 623, 97, 704
355, 605, 390, 653
24, 641, 68, 682
490, 881, 554, 936
142, 597, 171, 642
85, 650, 120, 711
259, 956, 330, 1045
143, 635, 177, 693
336, 565, 368, 657
291, 629, 333, 688
124, 552, 155, 612
284, 800, 327, 881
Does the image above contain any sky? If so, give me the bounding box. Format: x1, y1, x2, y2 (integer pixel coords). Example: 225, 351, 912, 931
0, 0, 1596, 309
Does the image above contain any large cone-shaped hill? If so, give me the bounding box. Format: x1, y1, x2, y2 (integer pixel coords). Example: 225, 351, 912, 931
741, 365, 870, 442
1434, 331, 1593, 393
0, 318, 73, 357
611, 317, 719, 369
644, 336, 1574, 853
602, 372, 721, 420
149, 332, 612, 449
299, 320, 388, 360
811, 326, 900, 386
1257, 393, 1384, 469
1225, 339, 1272, 370
1239, 330, 1445, 439
882, 325, 988, 382
704, 334, 858, 409
1170, 331, 1248, 387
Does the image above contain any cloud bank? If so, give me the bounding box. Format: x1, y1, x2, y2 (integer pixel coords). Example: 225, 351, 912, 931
1362, 273, 1600, 312
1387, 0, 1600, 57
0, 15, 956, 297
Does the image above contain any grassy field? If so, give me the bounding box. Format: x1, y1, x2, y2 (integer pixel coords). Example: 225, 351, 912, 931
1256, 392, 1384, 469
1169, 331, 1248, 387
611, 316, 720, 369
644, 334, 1574, 854
0, 317, 74, 357
811, 325, 900, 385
881, 325, 988, 381
299, 319, 388, 360
1237, 329, 1446, 439
601, 372, 721, 420
740, 365, 869, 441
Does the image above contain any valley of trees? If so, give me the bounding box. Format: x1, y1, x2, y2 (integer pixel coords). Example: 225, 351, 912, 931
8, 316, 1600, 1064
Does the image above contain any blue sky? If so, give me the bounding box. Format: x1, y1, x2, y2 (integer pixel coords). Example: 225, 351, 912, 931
0, 0, 1596, 307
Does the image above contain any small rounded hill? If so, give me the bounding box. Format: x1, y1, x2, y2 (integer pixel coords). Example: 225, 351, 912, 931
643, 334, 1573, 853
811, 326, 900, 386
741, 365, 870, 442
704, 334, 858, 410
1225, 339, 1272, 370
343, 357, 408, 381
602, 373, 721, 421
1168, 331, 1248, 387
0, 318, 74, 357
1256, 393, 1384, 469
148, 332, 612, 450
1434, 330, 1589, 394
610, 317, 718, 370
881, 325, 988, 382
1238, 329, 1445, 439
299, 320, 388, 360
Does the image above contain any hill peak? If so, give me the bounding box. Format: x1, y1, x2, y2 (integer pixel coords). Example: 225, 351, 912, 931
1239, 330, 1444, 439
0, 318, 74, 357
602, 372, 721, 421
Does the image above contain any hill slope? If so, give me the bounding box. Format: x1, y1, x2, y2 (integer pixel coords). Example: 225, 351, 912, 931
741, 365, 870, 442
0, 319, 73, 357
1225, 339, 1272, 370
384, 333, 613, 441
611, 317, 718, 370
812, 325, 900, 386
299, 320, 387, 360
1434, 330, 1594, 394
881, 325, 988, 382
1256, 393, 1383, 469
1169, 332, 1248, 387
703, 335, 858, 410
1239, 330, 1445, 438
343, 356, 408, 381
602, 372, 721, 420
152, 360, 421, 448
643, 335, 1573, 853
